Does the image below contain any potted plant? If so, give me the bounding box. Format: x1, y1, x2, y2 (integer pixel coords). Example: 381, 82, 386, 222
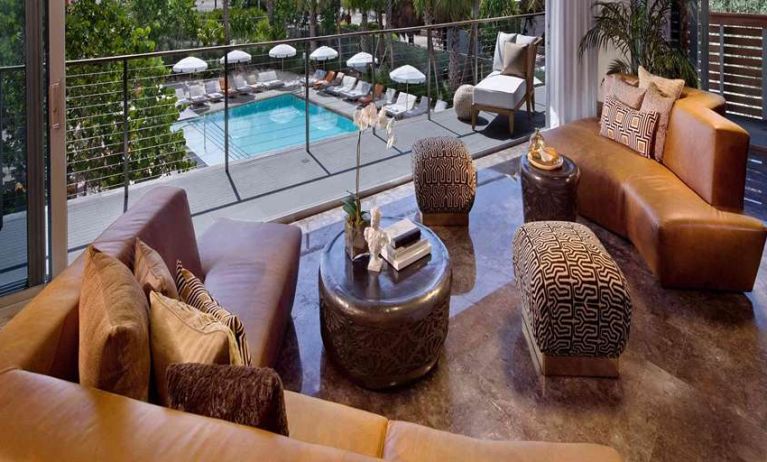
343, 102, 395, 260
578, 0, 698, 87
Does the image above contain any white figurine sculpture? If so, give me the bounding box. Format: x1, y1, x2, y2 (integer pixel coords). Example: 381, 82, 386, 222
364, 207, 390, 272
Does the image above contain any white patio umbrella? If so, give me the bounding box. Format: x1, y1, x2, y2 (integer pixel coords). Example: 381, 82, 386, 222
309, 46, 338, 69
269, 44, 297, 71
346, 52, 373, 70
389, 65, 426, 109
220, 49, 252, 65
172, 56, 208, 74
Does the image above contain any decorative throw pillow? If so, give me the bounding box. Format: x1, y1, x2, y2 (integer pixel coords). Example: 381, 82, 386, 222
501, 42, 528, 77
167, 363, 289, 436
599, 96, 659, 158
134, 238, 178, 299
640, 83, 676, 162
149, 292, 243, 405
514, 34, 538, 46
493, 32, 517, 71
605, 75, 646, 109
79, 246, 150, 401
176, 262, 252, 366
638, 66, 685, 100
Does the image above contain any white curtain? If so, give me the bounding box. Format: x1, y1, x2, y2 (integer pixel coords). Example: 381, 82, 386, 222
545, 0, 599, 128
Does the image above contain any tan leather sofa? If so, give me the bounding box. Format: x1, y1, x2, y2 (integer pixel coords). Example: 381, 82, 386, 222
546, 88, 766, 291
0, 186, 621, 461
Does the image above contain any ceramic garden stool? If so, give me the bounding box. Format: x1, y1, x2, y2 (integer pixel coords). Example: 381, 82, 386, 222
412, 137, 477, 226
512, 221, 632, 378
453, 84, 474, 120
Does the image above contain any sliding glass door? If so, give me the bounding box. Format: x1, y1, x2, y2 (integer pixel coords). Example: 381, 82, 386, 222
0, 0, 49, 295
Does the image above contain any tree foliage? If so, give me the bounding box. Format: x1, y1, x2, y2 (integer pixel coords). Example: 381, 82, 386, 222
66, 0, 192, 195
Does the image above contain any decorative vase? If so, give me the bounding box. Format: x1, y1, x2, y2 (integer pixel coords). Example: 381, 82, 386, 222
345, 220, 370, 260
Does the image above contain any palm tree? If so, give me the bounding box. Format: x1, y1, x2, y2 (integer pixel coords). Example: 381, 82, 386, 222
579, 0, 698, 86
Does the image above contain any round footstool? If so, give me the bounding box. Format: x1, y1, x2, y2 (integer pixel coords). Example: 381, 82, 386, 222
512, 221, 631, 377
453, 84, 474, 120
412, 137, 477, 226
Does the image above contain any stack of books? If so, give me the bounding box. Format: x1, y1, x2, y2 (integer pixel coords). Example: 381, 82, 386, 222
382, 219, 432, 271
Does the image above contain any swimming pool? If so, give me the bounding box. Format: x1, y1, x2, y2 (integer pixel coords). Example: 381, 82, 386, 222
176, 94, 358, 166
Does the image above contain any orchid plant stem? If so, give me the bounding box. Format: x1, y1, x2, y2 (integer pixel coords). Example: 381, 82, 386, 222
355, 131, 362, 223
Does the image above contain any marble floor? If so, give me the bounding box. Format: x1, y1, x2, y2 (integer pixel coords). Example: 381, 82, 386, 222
277, 146, 767, 462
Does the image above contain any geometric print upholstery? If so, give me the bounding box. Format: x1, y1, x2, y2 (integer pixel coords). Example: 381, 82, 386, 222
412, 137, 477, 215
512, 221, 631, 358
599, 95, 659, 159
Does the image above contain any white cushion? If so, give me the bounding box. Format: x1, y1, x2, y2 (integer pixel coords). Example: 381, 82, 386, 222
259, 71, 278, 82
473, 73, 526, 110
493, 32, 517, 71
515, 34, 538, 46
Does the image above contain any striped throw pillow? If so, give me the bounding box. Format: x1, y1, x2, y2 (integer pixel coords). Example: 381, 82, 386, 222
599, 95, 659, 158
176, 261, 252, 366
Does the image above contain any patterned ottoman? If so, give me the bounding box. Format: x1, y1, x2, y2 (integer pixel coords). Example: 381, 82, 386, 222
512, 221, 631, 377
412, 137, 477, 226
453, 84, 474, 120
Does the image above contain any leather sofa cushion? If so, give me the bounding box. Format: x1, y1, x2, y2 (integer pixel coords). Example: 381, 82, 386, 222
149, 292, 242, 405
0, 369, 378, 462
383, 420, 622, 462
199, 219, 302, 367
285, 391, 389, 458
134, 238, 178, 299
79, 247, 150, 401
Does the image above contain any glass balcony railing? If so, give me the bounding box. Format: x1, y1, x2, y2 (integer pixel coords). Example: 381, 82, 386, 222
39, 13, 547, 273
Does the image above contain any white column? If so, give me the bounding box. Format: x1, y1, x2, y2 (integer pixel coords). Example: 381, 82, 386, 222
545, 0, 599, 128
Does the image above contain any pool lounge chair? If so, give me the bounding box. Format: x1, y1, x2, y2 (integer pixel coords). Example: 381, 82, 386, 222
233, 73, 254, 94
256, 70, 285, 91
318, 72, 344, 91
313, 70, 336, 89
434, 99, 448, 112
204, 80, 224, 102
342, 81, 371, 101
307, 69, 327, 85
399, 96, 430, 119
384, 92, 416, 117
187, 82, 209, 105
326, 76, 356, 96
472, 33, 542, 134
218, 77, 238, 98
376, 87, 398, 109
174, 87, 190, 107
358, 83, 384, 106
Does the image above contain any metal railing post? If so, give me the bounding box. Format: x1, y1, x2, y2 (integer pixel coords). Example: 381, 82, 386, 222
427, 29, 433, 121
122, 58, 130, 212
224, 54, 230, 173
305, 47, 310, 152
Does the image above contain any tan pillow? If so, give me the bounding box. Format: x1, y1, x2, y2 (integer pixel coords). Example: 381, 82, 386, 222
608, 75, 646, 109
501, 42, 528, 77
599, 95, 659, 158
640, 83, 676, 162
149, 291, 243, 405
638, 66, 685, 100
134, 238, 178, 299
79, 246, 150, 401
176, 262, 252, 366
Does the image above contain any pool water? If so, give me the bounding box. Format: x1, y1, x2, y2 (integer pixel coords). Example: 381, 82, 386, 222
177, 94, 358, 166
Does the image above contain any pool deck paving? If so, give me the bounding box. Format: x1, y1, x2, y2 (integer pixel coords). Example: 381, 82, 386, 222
0, 87, 546, 287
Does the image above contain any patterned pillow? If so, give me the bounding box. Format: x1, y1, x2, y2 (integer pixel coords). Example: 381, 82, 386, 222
638, 66, 685, 100
599, 96, 659, 158
167, 363, 289, 436
608, 76, 646, 109
176, 261, 252, 366
640, 83, 676, 162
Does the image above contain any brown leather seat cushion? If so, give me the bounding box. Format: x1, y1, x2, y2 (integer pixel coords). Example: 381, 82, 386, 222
0, 369, 377, 462
383, 420, 623, 462
198, 219, 302, 367
285, 391, 389, 458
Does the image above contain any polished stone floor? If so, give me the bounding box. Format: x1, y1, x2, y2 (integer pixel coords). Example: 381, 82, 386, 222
277, 146, 767, 462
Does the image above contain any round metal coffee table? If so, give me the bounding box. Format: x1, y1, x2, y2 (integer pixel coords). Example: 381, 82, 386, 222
520, 154, 580, 222
319, 221, 452, 390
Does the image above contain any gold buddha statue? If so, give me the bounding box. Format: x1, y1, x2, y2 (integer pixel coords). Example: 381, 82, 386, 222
527, 129, 562, 170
